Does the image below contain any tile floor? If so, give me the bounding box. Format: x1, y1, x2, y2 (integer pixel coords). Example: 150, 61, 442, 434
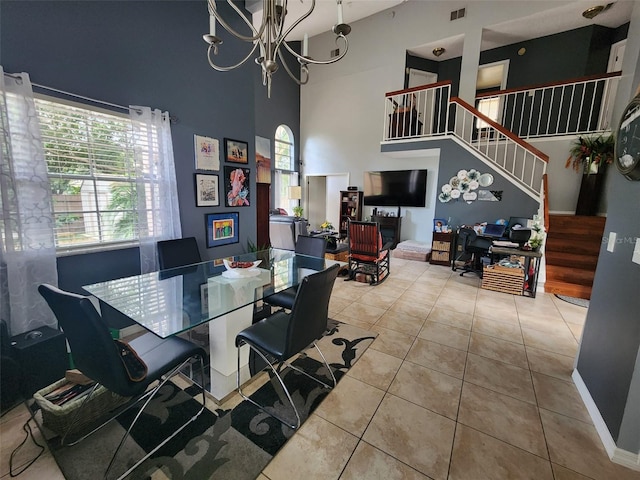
2, 258, 639, 480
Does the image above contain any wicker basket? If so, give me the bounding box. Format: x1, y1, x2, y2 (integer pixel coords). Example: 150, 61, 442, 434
481, 264, 525, 295
34, 379, 130, 436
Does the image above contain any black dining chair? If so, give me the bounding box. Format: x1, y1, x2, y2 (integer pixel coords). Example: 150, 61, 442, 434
38, 284, 207, 480
235, 263, 340, 429
264, 235, 327, 311
452, 228, 491, 277
157, 237, 202, 270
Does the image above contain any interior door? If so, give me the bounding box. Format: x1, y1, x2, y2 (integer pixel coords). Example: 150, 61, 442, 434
408, 69, 438, 134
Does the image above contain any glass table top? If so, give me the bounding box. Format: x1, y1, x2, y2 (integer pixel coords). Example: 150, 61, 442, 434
83, 249, 334, 338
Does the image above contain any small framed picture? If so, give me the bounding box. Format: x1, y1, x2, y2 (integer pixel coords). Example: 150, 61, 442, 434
224, 138, 249, 164
433, 218, 447, 232
195, 174, 219, 207
224, 166, 250, 207
205, 212, 239, 248
194, 135, 220, 171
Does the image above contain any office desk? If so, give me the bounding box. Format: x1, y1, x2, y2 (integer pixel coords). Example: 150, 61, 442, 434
487, 246, 543, 298
84, 249, 340, 400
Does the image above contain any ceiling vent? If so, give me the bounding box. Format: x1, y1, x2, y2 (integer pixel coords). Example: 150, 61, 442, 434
450, 8, 466, 21
331, 48, 340, 58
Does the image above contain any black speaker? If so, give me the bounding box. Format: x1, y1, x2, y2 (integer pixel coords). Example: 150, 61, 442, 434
10, 326, 68, 397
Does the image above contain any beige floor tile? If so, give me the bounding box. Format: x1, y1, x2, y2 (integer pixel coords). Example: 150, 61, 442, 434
375, 310, 425, 336
346, 348, 403, 390
464, 353, 536, 404
540, 409, 640, 480
531, 372, 591, 423
369, 325, 415, 359
314, 376, 385, 437
418, 321, 470, 351
440, 282, 479, 300
427, 307, 473, 331
406, 338, 467, 379
476, 290, 517, 310
263, 414, 359, 480
413, 275, 447, 289
515, 292, 558, 312
522, 327, 578, 357
356, 291, 399, 310
332, 284, 365, 300
474, 303, 520, 324
363, 394, 455, 480
329, 296, 351, 316
458, 383, 547, 457
567, 322, 584, 342
448, 424, 554, 480
468, 332, 528, 368
398, 288, 440, 306
1, 412, 51, 479
385, 277, 413, 290
518, 312, 572, 336
551, 463, 596, 480
257, 474, 271, 480
340, 302, 387, 325
472, 315, 523, 344
526, 346, 576, 382
434, 295, 476, 316
368, 284, 406, 299
340, 441, 431, 480
388, 361, 462, 420
388, 299, 432, 320
333, 312, 379, 331
2, 451, 65, 480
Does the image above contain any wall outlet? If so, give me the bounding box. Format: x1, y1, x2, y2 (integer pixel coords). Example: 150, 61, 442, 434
607, 232, 617, 252
633, 238, 640, 265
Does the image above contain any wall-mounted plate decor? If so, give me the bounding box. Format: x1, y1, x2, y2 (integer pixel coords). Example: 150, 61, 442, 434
450, 189, 461, 199
463, 191, 477, 203
479, 173, 494, 187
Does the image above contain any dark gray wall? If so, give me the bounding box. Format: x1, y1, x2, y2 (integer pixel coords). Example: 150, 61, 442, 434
1, 1, 300, 287
381, 139, 539, 228
576, 166, 640, 443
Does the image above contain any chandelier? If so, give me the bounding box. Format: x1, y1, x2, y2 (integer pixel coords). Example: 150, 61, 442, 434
203, 0, 351, 98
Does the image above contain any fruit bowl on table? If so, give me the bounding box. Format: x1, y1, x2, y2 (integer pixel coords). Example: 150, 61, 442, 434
222, 259, 262, 278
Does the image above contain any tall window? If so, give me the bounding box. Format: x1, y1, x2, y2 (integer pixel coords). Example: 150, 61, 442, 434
274, 125, 298, 214
476, 97, 501, 130
35, 97, 154, 252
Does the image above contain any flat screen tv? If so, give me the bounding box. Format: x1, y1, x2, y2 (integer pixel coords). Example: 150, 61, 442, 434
363, 169, 427, 207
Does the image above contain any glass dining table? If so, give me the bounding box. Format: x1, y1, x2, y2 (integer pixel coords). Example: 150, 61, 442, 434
83, 248, 341, 401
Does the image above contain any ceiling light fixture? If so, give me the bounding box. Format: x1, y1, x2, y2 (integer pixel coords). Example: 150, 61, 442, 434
433, 47, 446, 57
203, 0, 351, 98
582, 5, 606, 19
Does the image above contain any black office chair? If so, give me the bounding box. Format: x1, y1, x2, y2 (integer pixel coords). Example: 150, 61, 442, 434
157, 237, 202, 270
235, 263, 340, 430
38, 284, 207, 480
452, 228, 491, 277
265, 235, 327, 311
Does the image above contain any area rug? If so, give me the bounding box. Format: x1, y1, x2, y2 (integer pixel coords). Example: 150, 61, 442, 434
35, 320, 376, 479
555, 294, 590, 308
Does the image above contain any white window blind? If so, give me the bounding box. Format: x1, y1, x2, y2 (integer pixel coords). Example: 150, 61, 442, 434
273, 125, 299, 213
35, 97, 154, 251
476, 97, 501, 129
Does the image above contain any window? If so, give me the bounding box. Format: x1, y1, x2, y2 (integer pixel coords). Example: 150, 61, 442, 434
476, 97, 501, 130
273, 125, 299, 213
35, 97, 154, 251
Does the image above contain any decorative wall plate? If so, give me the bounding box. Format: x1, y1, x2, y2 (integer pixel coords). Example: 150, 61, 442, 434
463, 191, 477, 203
441, 184, 452, 193
449, 176, 460, 188
479, 173, 494, 187
457, 169, 468, 180
450, 189, 461, 199
469, 180, 479, 190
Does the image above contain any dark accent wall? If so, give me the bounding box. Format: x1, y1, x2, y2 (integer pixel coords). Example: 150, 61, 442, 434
380, 139, 539, 228
1, 1, 299, 289
576, 167, 640, 443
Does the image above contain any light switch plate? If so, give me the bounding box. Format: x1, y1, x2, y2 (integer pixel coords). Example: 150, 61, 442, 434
607, 232, 617, 252
633, 238, 640, 265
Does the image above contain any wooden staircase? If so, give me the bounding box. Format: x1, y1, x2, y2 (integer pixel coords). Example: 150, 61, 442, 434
544, 215, 606, 299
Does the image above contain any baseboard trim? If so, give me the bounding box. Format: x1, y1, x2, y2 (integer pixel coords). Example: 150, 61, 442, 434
572, 369, 640, 471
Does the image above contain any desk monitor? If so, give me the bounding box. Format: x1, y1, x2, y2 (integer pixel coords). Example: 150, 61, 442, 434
483, 223, 507, 238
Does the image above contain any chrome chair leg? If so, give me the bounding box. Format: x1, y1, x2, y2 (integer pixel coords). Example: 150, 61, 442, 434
284, 341, 336, 389
237, 343, 301, 430
105, 354, 207, 480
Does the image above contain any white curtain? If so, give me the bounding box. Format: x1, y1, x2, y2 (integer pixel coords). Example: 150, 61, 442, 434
0, 68, 58, 335
129, 106, 181, 274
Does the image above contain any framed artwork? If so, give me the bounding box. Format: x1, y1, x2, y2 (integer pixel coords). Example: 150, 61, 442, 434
194, 135, 220, 171
433, 218, 446, 232
205, 212, 239, 248
224, 166, 250, 207
224, 138, 249, 164
255, 135, 272, 184
195, 174, 219, 207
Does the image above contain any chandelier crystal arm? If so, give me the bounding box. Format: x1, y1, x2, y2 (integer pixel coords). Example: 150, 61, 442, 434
281, 34, 349, 66
208, 0, 265, 43
276, 48, 309, 86
206, 41, 261, 72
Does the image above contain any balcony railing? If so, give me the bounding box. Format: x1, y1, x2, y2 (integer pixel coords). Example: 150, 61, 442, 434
383, 81, 548, 198
475, 72, 621, 139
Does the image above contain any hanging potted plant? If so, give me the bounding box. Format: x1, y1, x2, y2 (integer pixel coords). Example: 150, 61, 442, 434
566, 134, 614, 216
